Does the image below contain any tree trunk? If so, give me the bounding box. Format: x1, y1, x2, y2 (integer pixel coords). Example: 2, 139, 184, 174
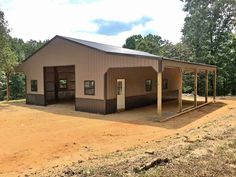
6, 74, 10, 101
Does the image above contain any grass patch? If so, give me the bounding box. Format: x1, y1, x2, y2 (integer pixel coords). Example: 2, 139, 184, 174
139, 168, 164, 177
0, 99, 25, 104
228, 140, 236, 149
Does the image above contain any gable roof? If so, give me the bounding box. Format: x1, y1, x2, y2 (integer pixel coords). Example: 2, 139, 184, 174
21, 35, 216, 69
58, 36, 216, 68
59, 35, 161, 59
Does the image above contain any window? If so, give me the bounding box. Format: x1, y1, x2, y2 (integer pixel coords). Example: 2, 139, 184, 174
84, 80, 95, 95
145, 79, 152, 92
31, 80, 37, 92
59, 79, 67, 89
163, 79, 168, 90
117, 81, 123, 95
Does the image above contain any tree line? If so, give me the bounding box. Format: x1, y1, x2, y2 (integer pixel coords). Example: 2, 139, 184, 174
0, 0, 235, 101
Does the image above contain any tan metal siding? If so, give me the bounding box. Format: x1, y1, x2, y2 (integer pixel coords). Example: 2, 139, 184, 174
19, 37, 160, 100
162, 67, 180, 91
106, 67, 157, 100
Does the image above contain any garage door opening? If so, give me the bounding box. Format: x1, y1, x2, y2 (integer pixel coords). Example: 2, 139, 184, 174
44, 65, 75, 105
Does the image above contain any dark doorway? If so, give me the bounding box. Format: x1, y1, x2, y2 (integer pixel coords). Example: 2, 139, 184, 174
44, 65, 75, 105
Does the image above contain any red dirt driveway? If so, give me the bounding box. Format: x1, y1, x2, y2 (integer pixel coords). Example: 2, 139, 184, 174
0, 98, 232, 176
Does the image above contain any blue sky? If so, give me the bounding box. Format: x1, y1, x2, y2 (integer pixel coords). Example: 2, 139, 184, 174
0, 0, 186, 46
93, 16, 152, 35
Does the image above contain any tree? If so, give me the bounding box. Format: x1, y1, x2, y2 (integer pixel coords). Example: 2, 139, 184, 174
181, 0, 236, 95
123, 35, 143, 49
159, 42, 194, 61
123, 34, 194, 60
0, 47, 18, 101
9, 37, 26, 62
9, 37, 48, 62
227, 34, 236, 95
23, 39, 47, 58
123, 34, 171, 56
0, 9, 11, 101
142, 34, 165, 55
0, 9, 9, 51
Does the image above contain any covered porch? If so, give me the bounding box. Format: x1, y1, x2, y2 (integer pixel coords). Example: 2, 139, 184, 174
157, 58, 217, 121
104, 58, 216, 121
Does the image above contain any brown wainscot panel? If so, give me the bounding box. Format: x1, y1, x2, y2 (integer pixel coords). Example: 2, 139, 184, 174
105, 93, 157, 114
125, 93, 156, 110
75, 98, 106, 114
105, 99, 117, 114
26, 94, 46, 106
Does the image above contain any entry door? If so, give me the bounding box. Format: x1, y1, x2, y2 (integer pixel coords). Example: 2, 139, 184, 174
117, 79, 125, 111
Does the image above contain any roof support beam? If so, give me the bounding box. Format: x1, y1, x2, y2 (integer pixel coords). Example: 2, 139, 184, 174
178, 68, 183, 112
213, 70, 216, 102
205, 70, 209, 103
157, 72, 162, 116
194, 69, 198, 107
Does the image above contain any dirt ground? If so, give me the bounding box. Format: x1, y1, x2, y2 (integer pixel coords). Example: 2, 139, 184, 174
0, 97, 235, 177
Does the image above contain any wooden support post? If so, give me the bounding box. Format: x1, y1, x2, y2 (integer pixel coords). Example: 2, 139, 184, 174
213, 70, 216, 102
205, 70, 209, 103
178, 68, 183, 112
194, 69, 198, 107
157, 72, 162, 116
24, 74, 27, 97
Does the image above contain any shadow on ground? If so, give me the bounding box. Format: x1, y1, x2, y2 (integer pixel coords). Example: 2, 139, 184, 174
0, 99, 227, 130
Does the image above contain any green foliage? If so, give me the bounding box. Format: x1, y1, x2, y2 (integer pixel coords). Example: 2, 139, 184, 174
181, 0, 236, 95
0, 8, 9, 100
8, 37, 26, 62
9, 37, 48, 62
10, 73, 25, 99
183, 73, 194, 93
2, 38, 46, 100
123, 34, 194, 61
123, 34, 165, 55
160, 42, 194, 61
0, 8, 47, 100
0, 72, 6, 100
123, 34, 143, 49
0, 46, 18, 100
0, 9, 9, 51
23, 39, 48, 59
0, 47, 18, 76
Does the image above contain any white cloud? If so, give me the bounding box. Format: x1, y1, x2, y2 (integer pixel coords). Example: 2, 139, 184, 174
0, 0, 186, 46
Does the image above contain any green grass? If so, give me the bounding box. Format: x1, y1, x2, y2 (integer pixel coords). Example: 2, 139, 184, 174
0, 98, 26, 104
138, 168, 164, 177
228, 140, 236, 149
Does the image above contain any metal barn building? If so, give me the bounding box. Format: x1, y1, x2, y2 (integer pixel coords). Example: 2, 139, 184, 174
17, 35, 217, 120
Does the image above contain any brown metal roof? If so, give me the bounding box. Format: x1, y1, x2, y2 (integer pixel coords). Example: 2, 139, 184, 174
59, 35, 161, 59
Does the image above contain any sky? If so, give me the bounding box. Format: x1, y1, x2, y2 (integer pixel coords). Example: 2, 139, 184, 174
0, 0, 186, 46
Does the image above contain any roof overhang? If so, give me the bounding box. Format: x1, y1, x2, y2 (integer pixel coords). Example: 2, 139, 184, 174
162, 57, 216, 72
